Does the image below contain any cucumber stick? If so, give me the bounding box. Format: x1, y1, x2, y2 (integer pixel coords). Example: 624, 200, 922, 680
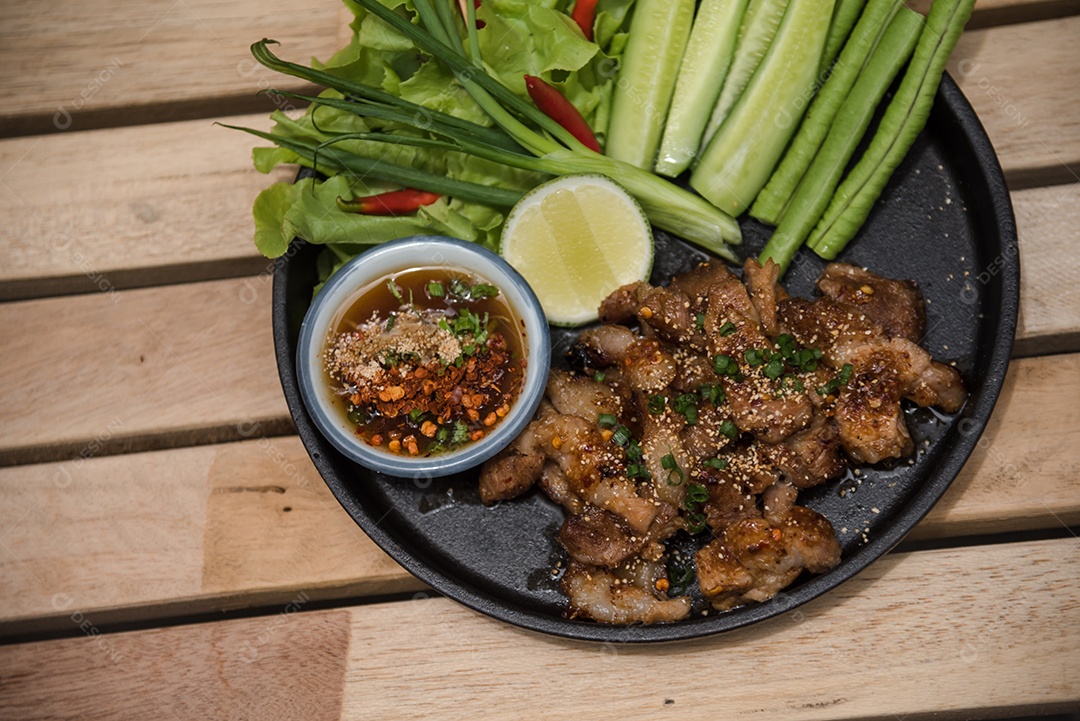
699, 0, 790, 150
690, 0, 836, 216
808, 0, 976, 257
758, 8, 923, 273
654, 0, 750, 178
751, 0, 906, 225
605, 0, 695, 169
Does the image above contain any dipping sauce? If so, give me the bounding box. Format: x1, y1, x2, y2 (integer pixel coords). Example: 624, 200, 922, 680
321, 267, 527, 456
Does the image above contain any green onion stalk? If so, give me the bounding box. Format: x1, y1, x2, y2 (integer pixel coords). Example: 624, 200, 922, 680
232, 0, 741, 259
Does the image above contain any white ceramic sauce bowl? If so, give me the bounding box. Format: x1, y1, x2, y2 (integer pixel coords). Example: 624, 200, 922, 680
296, 235, 550, 479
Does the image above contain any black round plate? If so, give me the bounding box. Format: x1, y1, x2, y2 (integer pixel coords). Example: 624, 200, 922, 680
271, 74, 1019, 643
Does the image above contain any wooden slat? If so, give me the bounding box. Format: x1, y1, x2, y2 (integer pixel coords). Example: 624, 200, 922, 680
951, 16, 1080, 186
1, 354, 1075, 634
0, 0, 350, 136
1013, 183, 1080, 354
0, 437, 422, 635
0, 114, 286, 299
0, 275, 288, 466
0, 607, 354, 721
0, 538, 1076, 720
913, 353, 1080, 537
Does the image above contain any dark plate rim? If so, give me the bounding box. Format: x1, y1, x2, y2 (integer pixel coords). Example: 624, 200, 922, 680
270, 72, 1020, 643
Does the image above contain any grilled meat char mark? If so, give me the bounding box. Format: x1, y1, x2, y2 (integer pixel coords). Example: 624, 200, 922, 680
817, 262, 925, 343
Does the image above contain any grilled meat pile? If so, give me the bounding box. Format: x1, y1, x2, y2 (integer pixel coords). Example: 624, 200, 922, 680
480, 260, 966, 623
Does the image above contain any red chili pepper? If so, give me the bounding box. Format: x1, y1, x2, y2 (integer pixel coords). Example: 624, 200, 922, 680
523, 75, 601, 153
571, 0, 599, 41
337, 189, 442, 216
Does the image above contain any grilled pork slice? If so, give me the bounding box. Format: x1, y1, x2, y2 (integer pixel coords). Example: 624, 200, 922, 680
817, 263, 925, 343
563, 560, 691, 624
479, 420, 545, 504
559, 502, 682, 568
761, 415, 847, 489
544, 369, 623, 421
696, 506, 841, 611
743, 258, 788, 337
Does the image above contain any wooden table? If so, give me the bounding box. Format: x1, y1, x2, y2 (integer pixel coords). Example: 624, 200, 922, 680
1, 1, 1078, 718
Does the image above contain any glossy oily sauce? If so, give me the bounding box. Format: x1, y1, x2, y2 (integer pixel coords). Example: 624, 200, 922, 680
322, 267, 527, 456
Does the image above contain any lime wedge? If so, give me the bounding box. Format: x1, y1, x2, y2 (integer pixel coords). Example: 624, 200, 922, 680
500, 175, 654, 326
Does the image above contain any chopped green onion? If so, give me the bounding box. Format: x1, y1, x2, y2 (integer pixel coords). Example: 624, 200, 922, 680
818, 362, 856, 395
764, 357, 785, 379
685, 482, 710, 505
594, 371, 607, 383
470, 283, 499, 299
427, 281, 445, 298
387, 279, 403, 302
673, 393, 699, 425
704, 457, 728, 470
718, 321, 737, 336
686, 513, 708, 534
839, 363, 854, 386
695, 313, 706, 331
648, 395, 667, 415
346, 404, 368, 426
745, 348, 765, 366
611, 425, 632, 447
713, 354, 736, 375
798, 347, 823, 372
719, 420, 739, 439
598, 413, 618, 428
699, 383, 726, 406
627, 463, 652, 480
777, 334, 798, 357
449, 278, 470, 299
661, 453, 685, 486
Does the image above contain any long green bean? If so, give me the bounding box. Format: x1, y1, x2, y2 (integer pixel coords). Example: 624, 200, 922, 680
758, 8, 923, 273
821, 0, 869, 69
807, 0, 976, 258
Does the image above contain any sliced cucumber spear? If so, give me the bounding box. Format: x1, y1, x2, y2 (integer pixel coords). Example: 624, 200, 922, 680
751, 0, 907, 225
699, 0, 791, 151
690, 0, 836, 216
605, 0, 696, 170
808, 0, 977, 258
654, 0, 751, 178
758, 7, 923, 273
